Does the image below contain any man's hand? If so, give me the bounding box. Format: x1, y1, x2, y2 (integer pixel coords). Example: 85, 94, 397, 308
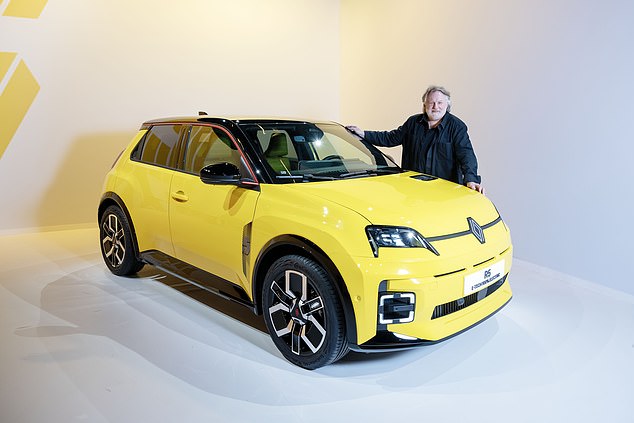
345, 125, 365, 138
466, 181, 485, 194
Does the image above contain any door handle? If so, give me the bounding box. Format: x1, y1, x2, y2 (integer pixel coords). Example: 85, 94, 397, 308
171, 190, 189, 202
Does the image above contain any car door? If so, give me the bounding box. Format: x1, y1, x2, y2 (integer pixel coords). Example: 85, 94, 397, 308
122, 124, 185, 255
168, 124, 260, 290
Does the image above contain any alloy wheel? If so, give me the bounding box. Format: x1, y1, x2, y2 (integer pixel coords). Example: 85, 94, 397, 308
101, 213, 126, 269
267, 269, 327, 355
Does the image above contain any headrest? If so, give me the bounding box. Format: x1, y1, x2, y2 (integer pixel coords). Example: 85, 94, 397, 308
265, 132, 289, 157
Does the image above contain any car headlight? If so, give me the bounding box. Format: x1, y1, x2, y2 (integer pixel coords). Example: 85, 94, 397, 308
366, 226, 439, 257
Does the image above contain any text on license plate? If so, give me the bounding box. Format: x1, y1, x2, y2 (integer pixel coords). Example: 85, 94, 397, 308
464, 260, 505, 296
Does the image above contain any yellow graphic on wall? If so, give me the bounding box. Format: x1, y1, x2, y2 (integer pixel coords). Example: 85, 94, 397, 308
1, 0, 47, 159
2, 0, 48, 18
0, 52, 40, 159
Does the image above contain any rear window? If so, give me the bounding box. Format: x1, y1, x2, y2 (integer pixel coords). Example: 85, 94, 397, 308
138, 124, 182, 168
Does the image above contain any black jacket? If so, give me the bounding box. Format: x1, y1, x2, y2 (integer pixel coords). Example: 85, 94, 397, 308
364, 113, 481, 184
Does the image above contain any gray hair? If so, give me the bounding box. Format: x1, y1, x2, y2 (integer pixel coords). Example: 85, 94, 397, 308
422, 85, 451, 112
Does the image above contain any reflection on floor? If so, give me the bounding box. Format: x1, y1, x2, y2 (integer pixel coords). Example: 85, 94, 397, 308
1, 227, 633, 422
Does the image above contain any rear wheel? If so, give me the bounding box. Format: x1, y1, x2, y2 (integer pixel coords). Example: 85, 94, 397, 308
262, 255, 349, 369
99, 205, 144, 276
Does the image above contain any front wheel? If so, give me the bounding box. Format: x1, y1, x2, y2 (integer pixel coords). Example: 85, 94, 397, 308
262, 255, 349, 369
99, 205, 144, 276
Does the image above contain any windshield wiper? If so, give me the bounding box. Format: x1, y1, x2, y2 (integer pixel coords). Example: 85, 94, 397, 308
303, 173, 336, 181
339, 170, 374, 178
339, 168, 402, 179
274, 173, 335, 182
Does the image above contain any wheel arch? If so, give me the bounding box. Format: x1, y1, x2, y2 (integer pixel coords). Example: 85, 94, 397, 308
252, 235, 358, 344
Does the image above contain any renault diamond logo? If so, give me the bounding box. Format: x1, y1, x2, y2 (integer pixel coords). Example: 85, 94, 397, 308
467, 217, 485, 244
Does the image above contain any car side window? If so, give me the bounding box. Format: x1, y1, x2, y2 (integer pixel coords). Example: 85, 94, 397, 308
139, 124, 182, 168
183, 125, 241, 175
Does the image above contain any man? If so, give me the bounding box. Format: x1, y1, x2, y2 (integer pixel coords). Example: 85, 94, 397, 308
347, 86, 484, 193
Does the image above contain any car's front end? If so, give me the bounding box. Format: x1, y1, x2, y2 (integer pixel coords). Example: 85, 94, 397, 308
314, 172, 513, 349
353, 215, 512, 350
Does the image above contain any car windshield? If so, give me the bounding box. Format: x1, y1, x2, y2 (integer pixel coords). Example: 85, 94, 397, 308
238, 121, 402, 182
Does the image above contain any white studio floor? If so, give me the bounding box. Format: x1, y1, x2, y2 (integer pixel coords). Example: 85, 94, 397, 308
1, 227, 633, 423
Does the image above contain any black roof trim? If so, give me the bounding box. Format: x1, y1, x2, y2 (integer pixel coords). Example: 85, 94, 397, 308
141, 115, 335, 127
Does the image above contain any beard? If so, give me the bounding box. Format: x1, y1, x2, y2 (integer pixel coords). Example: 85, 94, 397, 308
426, 109, 446, 121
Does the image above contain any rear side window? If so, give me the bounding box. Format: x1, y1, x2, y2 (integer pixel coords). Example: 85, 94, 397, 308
138, 125, 182, 168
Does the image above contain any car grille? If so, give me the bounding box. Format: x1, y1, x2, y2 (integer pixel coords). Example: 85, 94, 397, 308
431, 274, 507, 320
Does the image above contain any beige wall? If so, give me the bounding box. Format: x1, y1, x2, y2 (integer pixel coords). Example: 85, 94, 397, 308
340, 0, 634, 294
0, 0, 340, 231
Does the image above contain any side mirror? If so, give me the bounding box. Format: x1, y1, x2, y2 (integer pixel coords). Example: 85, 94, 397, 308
200, 162, 241, 185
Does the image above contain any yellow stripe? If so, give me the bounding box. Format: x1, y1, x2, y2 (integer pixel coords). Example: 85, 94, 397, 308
0, 59, 40, 159
0, 52, 17, 79
3, 0, 48, 18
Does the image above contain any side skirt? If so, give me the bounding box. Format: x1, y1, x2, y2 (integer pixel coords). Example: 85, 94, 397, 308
140, 250, 256, 312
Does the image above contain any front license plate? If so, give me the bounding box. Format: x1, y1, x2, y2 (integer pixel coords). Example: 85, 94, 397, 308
464, 260, 505, 296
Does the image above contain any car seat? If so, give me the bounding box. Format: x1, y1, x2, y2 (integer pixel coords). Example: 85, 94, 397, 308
264, 132, 291, 173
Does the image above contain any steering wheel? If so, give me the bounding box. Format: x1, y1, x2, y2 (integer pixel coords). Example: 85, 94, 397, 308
323, 155, 344, 161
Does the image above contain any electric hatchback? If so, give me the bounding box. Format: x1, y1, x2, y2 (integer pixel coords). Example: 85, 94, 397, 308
98, 115, 513, 369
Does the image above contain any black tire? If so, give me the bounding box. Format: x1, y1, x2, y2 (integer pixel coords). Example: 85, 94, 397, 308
99, 205, 144, 276
262, 255, 349, 369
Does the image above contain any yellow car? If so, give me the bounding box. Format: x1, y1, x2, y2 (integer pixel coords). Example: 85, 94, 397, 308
98, 115, 512, 369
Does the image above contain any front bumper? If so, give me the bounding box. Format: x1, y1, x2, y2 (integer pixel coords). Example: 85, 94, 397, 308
348, 239, 513, 350
350, 276, 511, 352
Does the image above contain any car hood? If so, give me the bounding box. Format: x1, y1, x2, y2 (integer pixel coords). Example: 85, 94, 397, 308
293, 172, 500, 237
